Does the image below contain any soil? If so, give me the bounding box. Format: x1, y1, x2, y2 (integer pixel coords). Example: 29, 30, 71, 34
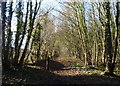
2, 57, 120, 85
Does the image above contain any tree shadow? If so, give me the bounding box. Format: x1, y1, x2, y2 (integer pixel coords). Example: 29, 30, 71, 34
2, 66, 120, 85
26, 59, 66, 71
2, 66, 61, 85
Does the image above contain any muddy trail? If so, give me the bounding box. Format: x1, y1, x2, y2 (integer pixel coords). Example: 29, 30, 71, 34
3, 57, 120, 85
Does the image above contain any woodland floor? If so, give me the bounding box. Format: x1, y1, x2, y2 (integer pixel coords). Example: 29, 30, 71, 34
2, 57, 120, 85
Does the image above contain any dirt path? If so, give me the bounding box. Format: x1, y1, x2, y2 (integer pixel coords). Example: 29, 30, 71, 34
3, 57, 120, 85
49, 58, 120, 84
52, 58, 80, 76
52, 58, 70, 67
51, 58, 99, 76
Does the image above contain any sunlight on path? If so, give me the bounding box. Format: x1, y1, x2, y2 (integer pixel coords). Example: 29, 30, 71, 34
52, 57, 102, 76
53, 70, 80, 76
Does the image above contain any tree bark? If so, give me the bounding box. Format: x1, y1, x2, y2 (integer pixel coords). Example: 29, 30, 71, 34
13, 2, 23, 67
1, 2, 9, 70
19, 1, 41, 67
18, 2, 29, 56
104, 2, 114, 75
5, 2, 13, 67
45, 51, 50, 71
112, 2, 119, 69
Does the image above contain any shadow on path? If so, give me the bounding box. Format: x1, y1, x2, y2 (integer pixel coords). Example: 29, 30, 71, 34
27, 59, 66, 71
3, 65, 120, 85
3, 59, 120, 85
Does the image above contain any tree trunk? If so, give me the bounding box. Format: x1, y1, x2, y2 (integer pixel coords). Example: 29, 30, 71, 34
0, 2, 2, 72
6, 2, 13, 68
92, 49, 94, 66
45, 51, 50, 71
112, 2, 120, 70
84, 52, 87, 67
95, 42, 98, 66
19, 1, 40, 67
13, 2, 22, 67
1, 2, 10, 70
102, 42, 105, 64
18, 2, 29, 56
104, 2, 114, 75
